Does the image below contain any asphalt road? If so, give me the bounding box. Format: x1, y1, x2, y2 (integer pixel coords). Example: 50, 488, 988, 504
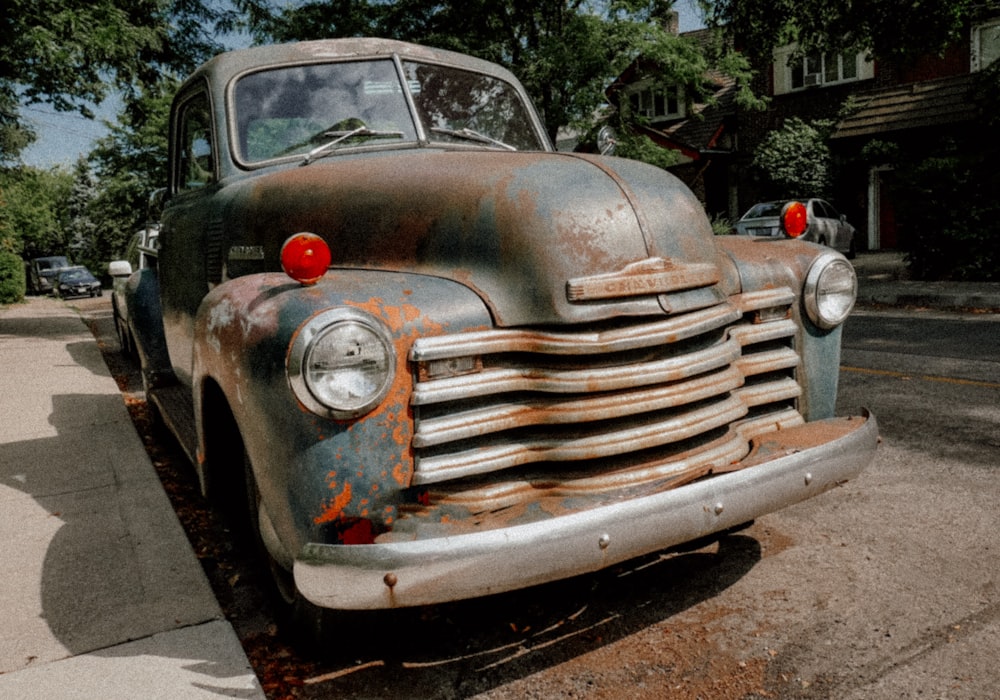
74, 295, 1000, 699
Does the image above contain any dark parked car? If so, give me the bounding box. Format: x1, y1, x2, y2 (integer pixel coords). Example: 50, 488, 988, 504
115, 38, 876, 642
28, 255, 71, 295
735, 198, 857, 257
54, 266, 102, 299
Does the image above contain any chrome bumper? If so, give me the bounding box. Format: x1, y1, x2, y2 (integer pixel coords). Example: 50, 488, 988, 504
295, 410, 877, 610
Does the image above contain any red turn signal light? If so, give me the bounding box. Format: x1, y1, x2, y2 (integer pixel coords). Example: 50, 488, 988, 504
281, 232, 331, 285
781, 201, 808, 238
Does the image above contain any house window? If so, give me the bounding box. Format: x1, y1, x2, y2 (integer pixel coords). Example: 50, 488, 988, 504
972, 19, 1000, 71
627, 84, 685, 120
791, 51, 859, 89
774, 44, 873, 95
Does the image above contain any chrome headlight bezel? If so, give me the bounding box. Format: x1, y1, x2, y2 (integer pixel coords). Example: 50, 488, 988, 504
803, 253, 857, 330
287, 308, 396, 419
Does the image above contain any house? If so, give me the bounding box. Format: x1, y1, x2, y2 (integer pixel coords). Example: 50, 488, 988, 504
603, 21, 743, 223
606, 10, 999, 251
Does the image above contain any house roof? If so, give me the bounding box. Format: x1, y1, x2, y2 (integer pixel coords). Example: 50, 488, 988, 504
649, 72, 739, 154
832, 73, 978, 140
608, 28, 740, 159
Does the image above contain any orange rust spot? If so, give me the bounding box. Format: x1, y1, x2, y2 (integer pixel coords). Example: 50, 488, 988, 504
314, 481, 353, 525
392, 460, 408, 486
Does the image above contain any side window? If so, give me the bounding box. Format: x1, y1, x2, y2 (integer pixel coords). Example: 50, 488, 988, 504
177, 93, 215, 192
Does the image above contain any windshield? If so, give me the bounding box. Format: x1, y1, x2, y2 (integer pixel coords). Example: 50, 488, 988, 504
401, 61, 541, 151
37, 257, 69, 271
59, 269, 93, 283
233, 58, 543, 163
743, 202, 787, 219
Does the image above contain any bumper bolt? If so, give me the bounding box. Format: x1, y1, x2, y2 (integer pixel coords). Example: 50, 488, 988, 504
598, 533, 611, 549
383, 572, 398, 588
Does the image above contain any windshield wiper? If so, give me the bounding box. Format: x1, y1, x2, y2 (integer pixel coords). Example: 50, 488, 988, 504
302, 126, 405, 165
430, 127, 517, 151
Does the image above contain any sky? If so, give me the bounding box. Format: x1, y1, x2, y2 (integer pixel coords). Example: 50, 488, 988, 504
19, 1, 706, 169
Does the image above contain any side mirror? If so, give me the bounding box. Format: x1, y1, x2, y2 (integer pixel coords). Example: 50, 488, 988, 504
597, 125, 617, 156
108, 260, 133, 278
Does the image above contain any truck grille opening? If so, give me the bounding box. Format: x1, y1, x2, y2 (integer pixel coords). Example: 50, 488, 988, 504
398, 288, 802, 534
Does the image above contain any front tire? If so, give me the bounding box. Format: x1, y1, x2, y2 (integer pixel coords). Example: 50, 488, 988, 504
243, 449, 326, 647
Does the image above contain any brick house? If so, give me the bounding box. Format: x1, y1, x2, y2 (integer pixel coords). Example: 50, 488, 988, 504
607, 10, 999, 251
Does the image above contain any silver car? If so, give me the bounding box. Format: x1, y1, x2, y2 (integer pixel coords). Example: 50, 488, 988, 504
735, 198, 856, 257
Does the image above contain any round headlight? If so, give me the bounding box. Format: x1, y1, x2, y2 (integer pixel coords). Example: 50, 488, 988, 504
803, 254, 857, 330
288, 309, 395, 419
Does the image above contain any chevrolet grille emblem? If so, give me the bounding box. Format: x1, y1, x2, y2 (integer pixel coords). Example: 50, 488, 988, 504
567, 257, 719, 302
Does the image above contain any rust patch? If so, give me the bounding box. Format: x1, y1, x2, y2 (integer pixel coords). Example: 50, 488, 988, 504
314, 479, 352, 525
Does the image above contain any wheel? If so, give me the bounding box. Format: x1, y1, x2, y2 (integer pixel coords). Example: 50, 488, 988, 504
113, 303, 130, 355
243, 449, 327, 647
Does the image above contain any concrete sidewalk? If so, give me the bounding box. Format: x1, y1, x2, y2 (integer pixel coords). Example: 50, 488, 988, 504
0, 297, 263, 699
852, 251, 1000, 312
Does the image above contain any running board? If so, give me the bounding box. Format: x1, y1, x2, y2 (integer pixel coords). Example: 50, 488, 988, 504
148, 384, 198, 468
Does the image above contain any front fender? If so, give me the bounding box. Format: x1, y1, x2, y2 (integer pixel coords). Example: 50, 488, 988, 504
715, 236, 847, 420
192, 270, 493, 557
125, 268, 174, 389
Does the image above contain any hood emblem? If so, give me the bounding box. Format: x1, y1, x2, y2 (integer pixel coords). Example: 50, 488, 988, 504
567, 257, 719, 302
228, 245, 265, 261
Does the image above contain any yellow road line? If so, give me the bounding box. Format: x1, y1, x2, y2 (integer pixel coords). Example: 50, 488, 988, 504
841, 365, 1000, 389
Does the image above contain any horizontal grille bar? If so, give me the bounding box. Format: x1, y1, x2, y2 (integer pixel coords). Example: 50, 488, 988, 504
416, 408, 806, 517
412, 394, 749, 485
413, 337, 740, 406
409, 289, 802, 491
410, 302, 741, 362
414, 365, 744, 448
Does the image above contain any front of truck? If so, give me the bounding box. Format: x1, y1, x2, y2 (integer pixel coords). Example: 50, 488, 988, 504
170, 39, 876, 615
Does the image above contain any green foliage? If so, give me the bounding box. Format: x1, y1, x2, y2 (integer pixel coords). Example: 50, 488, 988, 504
86, 80, 174, 265
0, 249, 26, 304
890, 64, 1000, 281
614, 130, 684, 169
2, 0, 229, 163
0, 166, 73, 259
858, 139, 900, 166
709, 213, 733, 235
893, 148, 999, 281
700, 0, 977, 64
751, 116, 832, 198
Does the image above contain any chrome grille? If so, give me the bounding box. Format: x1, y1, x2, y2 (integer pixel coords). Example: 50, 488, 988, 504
408, 288, 802, 499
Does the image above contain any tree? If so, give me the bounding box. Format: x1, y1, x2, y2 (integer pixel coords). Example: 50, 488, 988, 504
86, 79, 175, 265
0, 166, 73, 259
1, 0, 232, 163
236, 0, 751, 144
751, 117, 832, 199
66, 157, 99, 270
698, 0, 981, 64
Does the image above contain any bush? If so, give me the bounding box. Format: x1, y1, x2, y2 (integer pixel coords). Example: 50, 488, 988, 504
0, 251, 26, 304
752, 117, 833, 199
893, 146, 1000, 281
890, 65, 1000, 281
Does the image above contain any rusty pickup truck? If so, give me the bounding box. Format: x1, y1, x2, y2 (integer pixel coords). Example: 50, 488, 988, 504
115, 37, 877, 637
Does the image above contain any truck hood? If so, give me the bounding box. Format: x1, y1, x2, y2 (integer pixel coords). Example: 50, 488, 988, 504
234, 150, 722, 326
